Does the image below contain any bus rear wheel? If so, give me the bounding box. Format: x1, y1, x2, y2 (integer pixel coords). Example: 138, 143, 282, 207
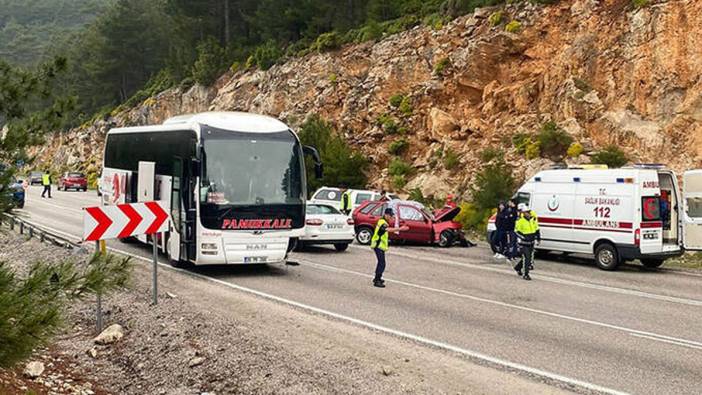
641, 259, 664, 269
594, 243, 620, 271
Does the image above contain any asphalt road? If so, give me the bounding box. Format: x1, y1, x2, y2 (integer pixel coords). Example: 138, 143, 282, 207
14, 186, 702, 394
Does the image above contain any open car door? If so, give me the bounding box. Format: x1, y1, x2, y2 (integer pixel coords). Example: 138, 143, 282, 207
682, 170, 702, 250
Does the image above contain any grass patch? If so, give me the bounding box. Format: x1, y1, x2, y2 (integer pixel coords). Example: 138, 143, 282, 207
665, 253, 702, 270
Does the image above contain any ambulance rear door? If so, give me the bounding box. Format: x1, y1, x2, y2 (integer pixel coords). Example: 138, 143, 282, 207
682, 170, 702, 250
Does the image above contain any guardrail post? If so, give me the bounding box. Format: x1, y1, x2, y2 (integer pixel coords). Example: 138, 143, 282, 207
9, 217, 14, 230
19, 221, 24, 235
152, 234, 158, 305
28, 226, 33, 238
95, 240, 103, 333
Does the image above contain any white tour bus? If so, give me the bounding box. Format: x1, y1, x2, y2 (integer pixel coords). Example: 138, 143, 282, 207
487, 164, 702, 270
99, 112, 322, 267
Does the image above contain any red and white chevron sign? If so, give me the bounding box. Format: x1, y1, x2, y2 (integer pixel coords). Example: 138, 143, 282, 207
83, 201, 170, 241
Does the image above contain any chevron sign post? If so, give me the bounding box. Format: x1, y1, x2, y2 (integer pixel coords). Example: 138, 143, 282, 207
83, 201, 169, 241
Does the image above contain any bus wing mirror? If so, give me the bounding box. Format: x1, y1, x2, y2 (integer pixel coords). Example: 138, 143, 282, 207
303, 145, 323, 179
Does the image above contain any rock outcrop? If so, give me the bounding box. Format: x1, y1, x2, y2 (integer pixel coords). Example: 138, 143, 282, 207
32, 0, 702, 199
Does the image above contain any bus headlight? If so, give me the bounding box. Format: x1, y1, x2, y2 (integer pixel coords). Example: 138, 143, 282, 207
201, 243, 218, 250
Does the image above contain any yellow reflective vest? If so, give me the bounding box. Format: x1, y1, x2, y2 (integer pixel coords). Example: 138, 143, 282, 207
41, 174, 50, 186
515, 211, 539, 244
371, 218, 389, 251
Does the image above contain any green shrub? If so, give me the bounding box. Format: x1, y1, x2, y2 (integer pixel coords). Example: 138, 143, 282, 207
382, 14, 420, 35
230, 61, 242, 73
632, 0, 649, 8
328, 73, 338, 84
470, 158, 516, 213
567, 142, 584, 158
480, 147, 504, 163
434, 57, 451, 76
389, 94, 405, 108
423, 13, 446, 30
393, 175, 407, 189
536, 121, 573, 160
512, 132, 531, 154
591, 145, 628, 168
251, 41, 282, 70
191, 37, 226, 86
388, 138, 409, 155
388, 157, 414, 177
377, 113, 400, 134
505, 20, 521, 33
311, 31, 341, 52
443, 148, 460, 170
123, 69, 175, 108
0, 253, 132, 367
297, 115, 370, 194
525, 141, 541, 160
358, 20, 383, 42
399, 96, 413, 116
454, 202, 493, 232
488, 10, 504, 26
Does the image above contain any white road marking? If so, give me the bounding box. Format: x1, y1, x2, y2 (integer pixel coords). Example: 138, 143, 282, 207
349, 245, 702, 307
20, 218, 702, 350
104, 247, 629, 395
298, 258, 702, 349
630, 333, 702, 351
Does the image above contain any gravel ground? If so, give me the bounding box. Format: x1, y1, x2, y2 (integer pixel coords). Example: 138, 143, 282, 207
0, 227, 568, 395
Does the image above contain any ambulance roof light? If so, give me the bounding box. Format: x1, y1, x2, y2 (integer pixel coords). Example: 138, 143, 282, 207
568, 164, 608, 170
633, 163, 665, 169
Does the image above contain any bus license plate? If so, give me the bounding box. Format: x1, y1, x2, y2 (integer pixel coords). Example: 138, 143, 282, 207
244, 256, 267, 263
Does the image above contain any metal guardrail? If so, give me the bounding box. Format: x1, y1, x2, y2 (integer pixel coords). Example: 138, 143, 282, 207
0, 212, 82, 250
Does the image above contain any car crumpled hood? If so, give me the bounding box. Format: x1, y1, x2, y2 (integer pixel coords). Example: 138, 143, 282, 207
434, 206, 461, 223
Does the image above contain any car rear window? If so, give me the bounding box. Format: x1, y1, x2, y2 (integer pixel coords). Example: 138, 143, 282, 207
355, 193, 372, 204
371, 203, 385, 216
307, 204, 340, 215
68, 172, 85, 178
642, 196, 661, 221
314, 188, 341, 201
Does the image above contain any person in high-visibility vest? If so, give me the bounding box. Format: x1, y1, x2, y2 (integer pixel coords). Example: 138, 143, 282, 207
340, 188, 352, 215
370, 208, 409, 288
41, 170, 52, 198
513, 203, 540, 280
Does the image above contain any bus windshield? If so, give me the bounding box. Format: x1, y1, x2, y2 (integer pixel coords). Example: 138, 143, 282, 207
200, 129, 304, 207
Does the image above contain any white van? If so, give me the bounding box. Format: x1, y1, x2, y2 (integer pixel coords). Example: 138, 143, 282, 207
487, 165, 702, 270
310, 187, 399, 212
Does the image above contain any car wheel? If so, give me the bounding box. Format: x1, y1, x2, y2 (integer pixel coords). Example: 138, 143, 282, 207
334, 243, 349, 252
356, 227, 373, 245
438, 230, 454, 248
594, 243, 620, 271
641, 259, 664, 269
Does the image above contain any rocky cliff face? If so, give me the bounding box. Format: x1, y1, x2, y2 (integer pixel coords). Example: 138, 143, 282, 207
33, 0, 702, 199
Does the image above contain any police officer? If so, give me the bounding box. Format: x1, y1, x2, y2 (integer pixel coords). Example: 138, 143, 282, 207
41, 170, 52, 198
340, 187, 352, 215
370, 208, 409, 288
514, 203, 540, 280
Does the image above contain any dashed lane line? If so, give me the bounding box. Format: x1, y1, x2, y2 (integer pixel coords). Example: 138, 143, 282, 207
348, 245, 702, 307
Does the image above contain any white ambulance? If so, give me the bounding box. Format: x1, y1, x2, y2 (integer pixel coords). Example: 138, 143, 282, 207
487, 165, 702, 270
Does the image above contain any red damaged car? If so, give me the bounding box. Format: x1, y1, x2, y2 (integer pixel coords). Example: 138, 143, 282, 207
352, 200, 470, 247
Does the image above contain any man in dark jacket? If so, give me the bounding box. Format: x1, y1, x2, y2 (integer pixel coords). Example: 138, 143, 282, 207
504, 199, 518, 260
493, 201, 508, 258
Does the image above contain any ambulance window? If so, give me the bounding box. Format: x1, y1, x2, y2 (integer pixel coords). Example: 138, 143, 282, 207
642, 197, 661, 221
514, 192, 531, 205
686, 197, 702, 218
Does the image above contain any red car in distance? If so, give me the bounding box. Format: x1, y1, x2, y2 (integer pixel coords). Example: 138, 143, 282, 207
58, 172, 88, 191
352, 200, 469, 247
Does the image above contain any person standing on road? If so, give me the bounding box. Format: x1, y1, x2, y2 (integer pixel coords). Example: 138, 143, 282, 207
504, 199, 518, 260
370, 208, 409, 288
493, 201, 508, 259
41, 170, 52, 198
513, 203, 540, 280
340, 187, 352, 216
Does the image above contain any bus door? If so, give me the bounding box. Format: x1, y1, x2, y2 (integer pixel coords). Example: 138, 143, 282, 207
172, 157, 197, 262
